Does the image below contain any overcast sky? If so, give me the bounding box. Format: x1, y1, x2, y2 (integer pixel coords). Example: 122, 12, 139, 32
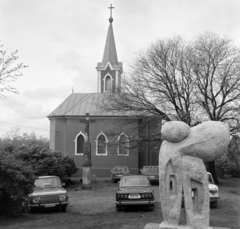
0, 0, 240, 138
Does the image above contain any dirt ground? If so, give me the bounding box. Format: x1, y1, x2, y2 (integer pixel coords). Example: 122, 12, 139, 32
0, 177, 239, 229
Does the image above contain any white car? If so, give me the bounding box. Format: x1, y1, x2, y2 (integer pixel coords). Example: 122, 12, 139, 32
208, 172, 220, 208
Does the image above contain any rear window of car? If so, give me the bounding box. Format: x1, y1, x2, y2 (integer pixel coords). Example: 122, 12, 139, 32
121, 177, 150, 186
142, 166, 159, 173
35, 177, 62, 188
113, 166, 129, 173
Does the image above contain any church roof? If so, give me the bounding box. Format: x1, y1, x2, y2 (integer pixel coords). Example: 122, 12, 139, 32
48, 93, 137, 118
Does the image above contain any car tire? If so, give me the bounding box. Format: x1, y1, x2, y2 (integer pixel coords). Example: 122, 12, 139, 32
116, 205, 122, 211
148, 205, 154, 211
28, 208, 36, 214
61, 206, 67, 212
211, 201, 218, 208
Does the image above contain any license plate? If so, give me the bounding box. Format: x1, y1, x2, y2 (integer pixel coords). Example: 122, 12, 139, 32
45, 204, 55, 207
129, 194, 140, 199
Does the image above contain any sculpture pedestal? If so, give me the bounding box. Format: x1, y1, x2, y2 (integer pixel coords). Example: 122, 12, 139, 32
144, 223, 230, 229
82, 166, 92, 189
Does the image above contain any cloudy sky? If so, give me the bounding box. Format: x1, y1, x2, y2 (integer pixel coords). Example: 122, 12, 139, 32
0, 0, 240, 138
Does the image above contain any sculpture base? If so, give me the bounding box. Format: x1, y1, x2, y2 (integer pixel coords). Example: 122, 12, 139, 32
144, 223, 230, 229
82, 166, 92, 188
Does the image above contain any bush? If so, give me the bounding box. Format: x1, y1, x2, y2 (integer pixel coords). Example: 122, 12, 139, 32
16, 145, 78, 181
0, 151, 35, 216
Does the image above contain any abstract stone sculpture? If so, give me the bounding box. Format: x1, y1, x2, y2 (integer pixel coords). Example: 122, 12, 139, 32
158, 121, 230, 229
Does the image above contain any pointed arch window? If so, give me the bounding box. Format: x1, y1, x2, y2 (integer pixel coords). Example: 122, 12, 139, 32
117, 133, 129, 156
104, 75, 112, 92
95, 131, 108, 156
74, 132, 85, 155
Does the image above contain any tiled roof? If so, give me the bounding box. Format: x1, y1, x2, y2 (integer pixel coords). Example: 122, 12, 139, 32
47, 93, 137, 118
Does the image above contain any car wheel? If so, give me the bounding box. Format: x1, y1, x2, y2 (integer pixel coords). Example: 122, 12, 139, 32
148, 205, 154, 211
211, 201, 218, 208
116, 205, 122, 211
28, 208, 36, 214
61, 206, 67, 212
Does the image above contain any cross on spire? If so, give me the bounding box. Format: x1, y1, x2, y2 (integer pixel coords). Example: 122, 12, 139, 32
108, 4, 114, 23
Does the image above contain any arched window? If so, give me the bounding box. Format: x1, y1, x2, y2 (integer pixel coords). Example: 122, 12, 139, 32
74, 132, 85, 155
118, 133, 129, 156
105, 75, 112, 92
95, 131, 108, 156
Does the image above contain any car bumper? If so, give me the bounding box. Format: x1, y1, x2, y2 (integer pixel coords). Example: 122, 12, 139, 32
210, 197, 220, 202
115, 200, 155, 206
29, 201, 69, 209
148, 177, 159, 182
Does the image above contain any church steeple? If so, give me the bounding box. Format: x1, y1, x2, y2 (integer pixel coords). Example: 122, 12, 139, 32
96, 4, 123, 93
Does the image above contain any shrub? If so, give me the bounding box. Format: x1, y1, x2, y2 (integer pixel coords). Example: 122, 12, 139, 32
17, 145, 78, 181
0, 151, 35, 216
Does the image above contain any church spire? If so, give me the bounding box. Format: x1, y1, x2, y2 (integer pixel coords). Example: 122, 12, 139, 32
96, 4, 123, 93
101, 4, 118, 66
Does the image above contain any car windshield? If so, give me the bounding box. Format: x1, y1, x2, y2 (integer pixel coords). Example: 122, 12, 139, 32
142, 166, 159, 173
121, 177, 150, 187
113, 166, 129, 173
35, 177, 62, 188
208, 174, 214, 184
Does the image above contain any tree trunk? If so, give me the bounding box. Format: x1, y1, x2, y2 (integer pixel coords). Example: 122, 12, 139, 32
207, 161, 219, 184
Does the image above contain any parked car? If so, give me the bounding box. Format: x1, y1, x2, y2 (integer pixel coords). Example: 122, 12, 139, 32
28, 176, 69, 213
111, 166, 130, 183
140, 166, 159, 184
208, 172, 220, 208
115, 175, 155, 211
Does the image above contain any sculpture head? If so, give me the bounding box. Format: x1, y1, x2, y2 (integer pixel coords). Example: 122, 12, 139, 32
161, 121, 190, 143
161, 121, 230, 161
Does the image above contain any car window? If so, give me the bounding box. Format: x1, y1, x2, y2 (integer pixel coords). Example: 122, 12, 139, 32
35, 177, 62, 188
142, 166, 159, 173
121, 177, 150, 186
113, 166, 129, 173
208, 174, 214, 184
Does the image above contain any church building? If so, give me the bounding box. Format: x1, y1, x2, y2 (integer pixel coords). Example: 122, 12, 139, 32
48, 6, 160, 177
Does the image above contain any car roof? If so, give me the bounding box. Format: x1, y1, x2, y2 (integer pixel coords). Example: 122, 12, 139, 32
37, 176, 59, 179
122, 175, 148, 178
113, 165, 128, 167
143, 165, 158, 167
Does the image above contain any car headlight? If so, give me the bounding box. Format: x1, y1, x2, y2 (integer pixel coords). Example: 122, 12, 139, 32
33, 197, 40, 203
59, 195, 67, 201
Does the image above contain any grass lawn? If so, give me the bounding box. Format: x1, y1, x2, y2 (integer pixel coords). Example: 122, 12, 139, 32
0, 177, 239, 229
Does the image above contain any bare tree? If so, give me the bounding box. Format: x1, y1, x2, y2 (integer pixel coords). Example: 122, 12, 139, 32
102, 36, 198, 126
0, 42, 27, 98
189, 32, 240, 183
191, 32, 240, 129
